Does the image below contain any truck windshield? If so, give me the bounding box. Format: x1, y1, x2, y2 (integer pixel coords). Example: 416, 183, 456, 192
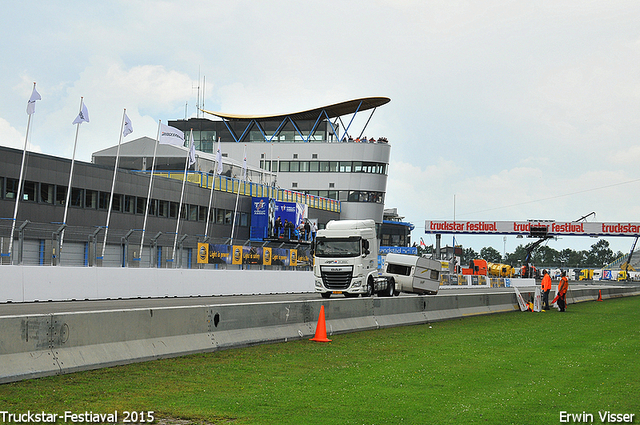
315, 237, 361, 258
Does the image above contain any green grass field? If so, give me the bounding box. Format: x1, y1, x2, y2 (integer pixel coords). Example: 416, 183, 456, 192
1, 296, 639, 425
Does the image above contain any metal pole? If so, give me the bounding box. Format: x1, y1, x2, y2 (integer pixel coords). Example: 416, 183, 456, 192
138, 121, 161, 260
60, 97, 85, 262
8, 83, 37, 264
102, 109, 127, 261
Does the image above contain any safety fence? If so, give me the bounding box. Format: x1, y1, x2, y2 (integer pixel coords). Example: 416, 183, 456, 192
156, 171, 341, 213
0, 220, 312, 270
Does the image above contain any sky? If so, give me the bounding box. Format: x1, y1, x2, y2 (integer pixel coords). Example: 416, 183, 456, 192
2, 0, 640, 258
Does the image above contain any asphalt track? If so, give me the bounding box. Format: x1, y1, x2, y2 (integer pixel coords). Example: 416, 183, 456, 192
0, 284, 603, 317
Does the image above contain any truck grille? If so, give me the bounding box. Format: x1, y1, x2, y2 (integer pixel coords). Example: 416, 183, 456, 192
320, 266, 353, 290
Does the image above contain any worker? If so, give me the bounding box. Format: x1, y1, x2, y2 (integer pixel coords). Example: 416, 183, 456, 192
557, 271, 569, 312
541, 270, 552, 310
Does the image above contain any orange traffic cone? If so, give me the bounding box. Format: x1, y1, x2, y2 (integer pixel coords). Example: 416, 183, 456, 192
310, 305, 332, 342
596, 290, 603, 302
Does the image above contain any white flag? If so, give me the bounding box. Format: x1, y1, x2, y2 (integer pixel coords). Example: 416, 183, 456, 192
72, 102, 90, 124
215, 138, 223, 175
26, 86, 41, 115
188, 135, 196, 167
159, 123, 184, 146
123, 113, 133, 137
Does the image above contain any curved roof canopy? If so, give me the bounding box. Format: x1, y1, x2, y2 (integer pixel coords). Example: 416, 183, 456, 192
202, 97, 390, 121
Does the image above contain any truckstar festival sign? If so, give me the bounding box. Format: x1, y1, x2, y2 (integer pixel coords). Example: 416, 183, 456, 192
424, 220, 640, 237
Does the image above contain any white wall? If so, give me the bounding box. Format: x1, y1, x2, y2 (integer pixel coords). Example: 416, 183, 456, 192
1, 266, 315, 303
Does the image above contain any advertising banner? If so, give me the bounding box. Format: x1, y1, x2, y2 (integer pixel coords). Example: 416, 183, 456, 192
242, 246, 263, 265
379, 246, 418, 255
263, 247, 272, 266
271, 248, 290, 266
232, 245, 243, 265
197, 243, 209, 264
196, 243, 310, 267
251, 197, 308, 241
250, 197, 270, 240
211, 244, 232, 264
425, 220, 640, 237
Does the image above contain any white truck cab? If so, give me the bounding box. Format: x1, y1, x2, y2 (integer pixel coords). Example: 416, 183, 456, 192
314, 219, 383, 298
313, 220, 441, 298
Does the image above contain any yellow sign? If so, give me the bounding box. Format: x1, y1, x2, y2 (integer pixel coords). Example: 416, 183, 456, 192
290, 249, 297, 267
197, 243, 209, 264
232, 245, 243, 265
263, 247, 272, 266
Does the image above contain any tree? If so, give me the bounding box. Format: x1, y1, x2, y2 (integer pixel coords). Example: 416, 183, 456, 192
480, 246, 502, 263
558, 248, 587, 268
586, 239, 615, 267
533, 245, 559, 266
461, 247, 479, 265
417, 244, 433, 257
504, 244, 528, 266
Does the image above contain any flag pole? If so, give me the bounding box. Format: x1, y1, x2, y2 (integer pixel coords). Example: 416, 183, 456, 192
8, 82, 38, 264
171, 129, 194, 266
204, 137, 222, 239
138, 120, 161, 261
101, 109, 127, 262
230, 145, 246, 241
60, 97, 84, 261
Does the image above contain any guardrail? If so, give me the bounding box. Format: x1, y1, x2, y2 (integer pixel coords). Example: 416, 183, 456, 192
2, 283, 638, 383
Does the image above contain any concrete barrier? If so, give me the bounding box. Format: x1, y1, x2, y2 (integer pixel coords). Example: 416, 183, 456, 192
1, 284, 638, 383
1, 266, 316, 303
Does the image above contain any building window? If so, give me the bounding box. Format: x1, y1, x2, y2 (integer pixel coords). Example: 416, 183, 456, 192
198, 206, 208, 222
71, 188, 84, 207
4, 178, 18, 199
312, 153, 318, 159
111, 194, 122, 212
346, 191, 385, 203
158, 200, 169, 217
292, 182, 298, 188
136, 197, 146, 214
38, 182, 53, 204
85, 190, 98, 209
293, 153, 298, 159
169, 202, 179, 219
148, 199, 158, 216
124, 195, 135, 213
98, 192, 110, 210
20, 181, 36, 201
339, 162, 352, 172
56, 186, 67, 205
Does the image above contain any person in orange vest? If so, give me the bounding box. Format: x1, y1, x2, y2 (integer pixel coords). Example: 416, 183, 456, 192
557, 271, 569, 312
541, 269, 552, 310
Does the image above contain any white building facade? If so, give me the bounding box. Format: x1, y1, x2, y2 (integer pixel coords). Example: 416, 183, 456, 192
169, 97, 391, 224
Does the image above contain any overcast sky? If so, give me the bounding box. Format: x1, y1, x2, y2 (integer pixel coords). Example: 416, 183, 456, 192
2, 1, 639, 257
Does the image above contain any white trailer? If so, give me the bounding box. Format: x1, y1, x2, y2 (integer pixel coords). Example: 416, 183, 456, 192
383, 253, 441, 295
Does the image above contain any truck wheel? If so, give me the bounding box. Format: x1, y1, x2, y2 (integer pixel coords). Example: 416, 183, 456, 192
321, 292, 331, 299
385, 278, 395, 297
363, 278, 374, 297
